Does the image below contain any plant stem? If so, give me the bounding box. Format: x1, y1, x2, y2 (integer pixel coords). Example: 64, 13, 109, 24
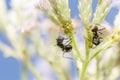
80, 57, 89, 80
21, 38, 42, 80
89, 41, 111, 61
96, 58, 99, 80
25, 60, 42, 80
22, 64, 27, 80
79, 29, 90, 80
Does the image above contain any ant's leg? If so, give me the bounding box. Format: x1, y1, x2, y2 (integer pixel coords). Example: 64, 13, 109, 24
93, 23, 105, 30
64, 39, 72, 45
64, 37, 69, 40
62, 52, 73, 59
99, 36, 103, 42
99, 28, 105, 31
95, 24, 105, 31
98, 32, 103, 34
63, 32, 75, 40
63, 34, 73, 40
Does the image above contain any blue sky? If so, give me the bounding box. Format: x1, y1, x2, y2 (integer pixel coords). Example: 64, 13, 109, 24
0, 53, 22, 80
0, 28, 22, 80
0, 0, 119, 80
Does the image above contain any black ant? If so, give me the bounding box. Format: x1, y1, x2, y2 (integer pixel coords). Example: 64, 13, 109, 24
56, 35, 72, 59
90, 24, 105, 46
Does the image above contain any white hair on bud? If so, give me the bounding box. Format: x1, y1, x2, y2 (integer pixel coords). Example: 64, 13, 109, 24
35, 0, 51, 10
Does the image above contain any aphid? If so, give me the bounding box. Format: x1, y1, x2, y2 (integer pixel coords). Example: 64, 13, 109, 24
56, 35, 72, 58
90, 24, 105, 46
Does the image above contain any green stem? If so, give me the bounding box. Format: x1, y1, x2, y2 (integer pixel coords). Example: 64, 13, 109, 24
96, 59, 99, 80
79, 29, 90, 80
21, 40, 42, 80
71, 35, 83, 62
85, 39, 90, 57
80, 57, 89, 80
25, 60, 42, 80
90, 41, 111, 61
22, 64, 27, 80
90, 31, 120, 61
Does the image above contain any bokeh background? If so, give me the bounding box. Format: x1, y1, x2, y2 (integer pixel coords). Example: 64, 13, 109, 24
0, 0, 119, 80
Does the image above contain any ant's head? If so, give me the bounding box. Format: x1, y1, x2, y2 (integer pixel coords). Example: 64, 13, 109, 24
91, 26, 98, 32
56, 35, 64, 43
